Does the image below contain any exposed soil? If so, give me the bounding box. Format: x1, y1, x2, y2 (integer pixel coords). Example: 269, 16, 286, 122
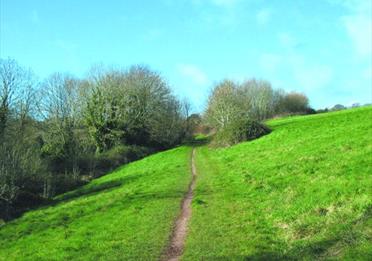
162, 148, 197, 261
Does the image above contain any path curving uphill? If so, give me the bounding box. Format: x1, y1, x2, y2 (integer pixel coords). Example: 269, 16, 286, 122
162, 148, 197, 261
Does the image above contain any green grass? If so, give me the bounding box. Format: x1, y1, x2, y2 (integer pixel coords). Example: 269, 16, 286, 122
1, 107, 371, 260
0, 146, 192, 260
183, 107, 372, 260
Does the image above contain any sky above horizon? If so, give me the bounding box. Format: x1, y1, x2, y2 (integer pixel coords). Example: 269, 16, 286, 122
1, 0, 371, 111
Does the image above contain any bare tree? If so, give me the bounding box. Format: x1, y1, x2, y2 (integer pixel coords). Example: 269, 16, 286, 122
205, 79, 242, 129
0, 58, 36, 140
0, 58, 39, 218
182, 98, 192, 138
40, 73, 82, 197
240, 79, 275, 120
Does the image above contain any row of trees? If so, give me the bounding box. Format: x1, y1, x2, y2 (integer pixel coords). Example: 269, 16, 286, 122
1, 59, 313, 219
0, 58, 191, 220
205, 79, 311, 146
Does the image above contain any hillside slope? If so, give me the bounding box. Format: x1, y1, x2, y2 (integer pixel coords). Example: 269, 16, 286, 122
1, 107, 371, 260
0, 147, 192, 260
183, 107, 372, 260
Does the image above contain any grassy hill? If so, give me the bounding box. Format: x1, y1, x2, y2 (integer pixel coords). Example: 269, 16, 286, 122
0, 147, 192, 260
183, 106, 372, 260
0, 107, 371, 260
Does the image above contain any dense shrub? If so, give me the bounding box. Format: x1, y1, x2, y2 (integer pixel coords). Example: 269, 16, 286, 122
212, 118, 271, 147
281, 92, 309, 113
245, 120, 271, 140
331, 104, 346, 111
305, 108, 317, 114
53, 174, 86, 195
93, 145, 153, 177
317, 108, 329, 114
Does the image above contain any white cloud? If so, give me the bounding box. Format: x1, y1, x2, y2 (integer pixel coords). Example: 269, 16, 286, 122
31, 10, 40, 24
54, 40, 77, 52
210, 0, 240, 8
53, 40, 82, 74
362, 66, 372, 80
343, 14, 372, 56
293, 64, 334, 91
142, 29, 163, 41
256, 8, 272, 25
198, 9, 237, 27
259, 49, 334, 92
336, 0, 372, 57
191, 0, 241, 27
175, 63, 211, 111
329, 0, 371, 12
278, 32, 299, 49
285, 53, 334, 91
191, 0, 240, 8
259, 53, 281, 73
178, 64, 209, 86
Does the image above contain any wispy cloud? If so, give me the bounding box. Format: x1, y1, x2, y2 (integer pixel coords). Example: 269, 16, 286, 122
331, 0, 372, 57
256, 8, 272, 25
293, 64, 334, 91
259, 53, 281, 73
260, 51, 334, 92
192, 0, 240, 8
52, 39, 82, 74
285, 53, 334, 92
54, 40, 77, 53
362, 66, 372, 80
278, 32, 300, 49
190, 0, 242, 28
210, 0, 240, 8
339, 0, 371, 107
177, 64, 209, 86
31, 10, 40, 24
342, 13, 372, 57
329, 0, 371, 12
142, 28, 163, 41
176, 63, 210, 111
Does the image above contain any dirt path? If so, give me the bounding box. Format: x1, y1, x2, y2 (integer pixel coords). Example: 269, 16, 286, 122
162, 148, 197, 261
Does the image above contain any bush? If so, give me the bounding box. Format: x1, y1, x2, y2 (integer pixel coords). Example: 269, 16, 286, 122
53, 174, 86, 195
281, 92, 309, 113
317, 108, 329, 114
305, 108, 317, 115
93, 145, 152, 177
245, 120, 271, 140
95, 145, 131, 170
331, 104, 346, 111
213, 118, 271, 147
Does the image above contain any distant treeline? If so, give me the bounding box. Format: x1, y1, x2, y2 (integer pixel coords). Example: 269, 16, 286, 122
318, 103, 369, 113
0, 58, 197, 220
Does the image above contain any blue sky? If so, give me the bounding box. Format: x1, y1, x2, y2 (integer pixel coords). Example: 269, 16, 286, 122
1, 0, 371, 111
